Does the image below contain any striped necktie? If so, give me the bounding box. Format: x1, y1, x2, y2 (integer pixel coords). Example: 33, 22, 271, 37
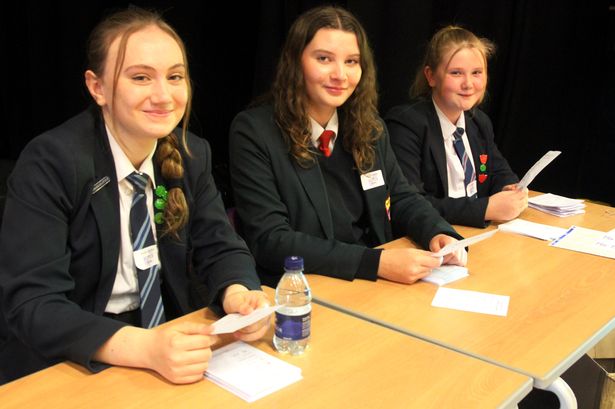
452, 127, 477, 199
126, 172, 165, 328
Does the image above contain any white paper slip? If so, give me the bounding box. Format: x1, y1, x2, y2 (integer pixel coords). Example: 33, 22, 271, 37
596, 229, 615, 250
432, 287, 510, 317
211, 305, 281, 335
517, 150, 561, 189
432, 229, 497, 257
498, 219, 568, 241
421, 265, 469, 286
205, 341, 302, 402
550, 226, 615, 259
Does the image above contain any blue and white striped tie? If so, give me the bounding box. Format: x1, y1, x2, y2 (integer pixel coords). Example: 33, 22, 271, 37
452, 127, 477, 199
126, 172, 165, 328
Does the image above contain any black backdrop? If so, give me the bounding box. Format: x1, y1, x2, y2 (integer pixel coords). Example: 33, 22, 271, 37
1, 0, 613, 206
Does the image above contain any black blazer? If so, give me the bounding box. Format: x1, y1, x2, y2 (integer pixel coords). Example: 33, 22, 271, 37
0, 107, 261, 383
229, 105, 460, 286
385, 100, 518, 227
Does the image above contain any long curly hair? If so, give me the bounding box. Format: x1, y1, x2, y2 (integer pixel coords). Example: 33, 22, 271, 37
86, 7, 192, 238
271, 5, 382, 173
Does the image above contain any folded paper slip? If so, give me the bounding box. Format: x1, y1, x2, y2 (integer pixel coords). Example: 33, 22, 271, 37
205, 341, 302, 402
422, 265, 469, 286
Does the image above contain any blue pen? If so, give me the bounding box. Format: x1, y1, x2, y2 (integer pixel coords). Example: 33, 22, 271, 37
550, 225, 576, 246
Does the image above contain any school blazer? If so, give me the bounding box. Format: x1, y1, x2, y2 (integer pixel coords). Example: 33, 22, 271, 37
229, 105, 460, 286
385, 100, 519, 227
0, 107, 261, 383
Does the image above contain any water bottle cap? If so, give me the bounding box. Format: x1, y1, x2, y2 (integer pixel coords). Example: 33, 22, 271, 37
284, 256, 304, 270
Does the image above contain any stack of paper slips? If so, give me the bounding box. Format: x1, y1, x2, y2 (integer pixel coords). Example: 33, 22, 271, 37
422, 265, 469, 286
205, 341, 302, 402
528, 193, 585, 217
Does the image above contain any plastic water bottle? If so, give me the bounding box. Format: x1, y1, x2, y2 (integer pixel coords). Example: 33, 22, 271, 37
273, 256, 312, 355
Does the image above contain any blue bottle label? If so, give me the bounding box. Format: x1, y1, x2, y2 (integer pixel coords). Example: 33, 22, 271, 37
275, 310, 311, 341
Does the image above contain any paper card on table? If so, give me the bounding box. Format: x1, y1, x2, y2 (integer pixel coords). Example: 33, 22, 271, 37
211, 305, 281, 335
595, 229, 615, 251
205, 341, 302, 402
549, 226, 615, 259
517, 150, 561, 189
498, 218, 568, 241
422, 265, 469, 286
432, 287, 509, 316
432, 229, 497, 257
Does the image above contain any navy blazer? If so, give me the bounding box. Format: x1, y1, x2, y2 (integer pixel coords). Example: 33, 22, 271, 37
0, 107, 261, 383
386, 100, 518, 227
229, 105, 460, 286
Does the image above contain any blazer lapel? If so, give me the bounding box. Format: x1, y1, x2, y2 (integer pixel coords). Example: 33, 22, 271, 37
292, 160, 334, 239
361, 170, 388, 244
90, 117, 121, 313
426, 103, 449, 195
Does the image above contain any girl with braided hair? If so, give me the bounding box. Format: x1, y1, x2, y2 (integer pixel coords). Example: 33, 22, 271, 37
0, 7, 269, 384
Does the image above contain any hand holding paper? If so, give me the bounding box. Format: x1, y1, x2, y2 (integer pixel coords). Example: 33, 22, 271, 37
432, 229, 498, 257
211, 305, 281, 335
517, 151, 561, 189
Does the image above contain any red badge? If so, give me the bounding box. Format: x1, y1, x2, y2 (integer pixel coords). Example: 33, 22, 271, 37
478, 174, 488, 184
479, 154, 488, 164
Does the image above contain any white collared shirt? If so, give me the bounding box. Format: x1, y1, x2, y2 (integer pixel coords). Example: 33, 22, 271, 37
309, 111, 339, 154
105, 125, 159, 314
432, 100, 476, 198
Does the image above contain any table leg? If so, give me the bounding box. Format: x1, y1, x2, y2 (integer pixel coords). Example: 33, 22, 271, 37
543, 377, 577, 409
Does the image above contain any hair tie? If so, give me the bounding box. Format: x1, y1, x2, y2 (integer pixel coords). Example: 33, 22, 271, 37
166, 178, 183, 191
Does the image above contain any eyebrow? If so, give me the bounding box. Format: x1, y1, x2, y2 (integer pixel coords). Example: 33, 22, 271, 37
311, 49, 361, 59
124, 63, 185, 72
448, 66, 484, 71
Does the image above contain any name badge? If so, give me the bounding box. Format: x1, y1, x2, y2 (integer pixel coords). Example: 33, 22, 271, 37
134, 244, 160, 270
466, 180, 477, 197
360, 170, 385, 191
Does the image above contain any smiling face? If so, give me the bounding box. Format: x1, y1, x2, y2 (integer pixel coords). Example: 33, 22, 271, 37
86, 25, 188, 161
425, 46, 487, 124
301, 28, 362, 126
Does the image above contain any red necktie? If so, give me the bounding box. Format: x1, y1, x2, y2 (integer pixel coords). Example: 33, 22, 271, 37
319, 130, 335, 157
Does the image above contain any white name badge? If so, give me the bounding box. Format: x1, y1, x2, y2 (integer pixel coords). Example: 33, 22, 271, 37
134, 244, 160, 270
360, 170, 385, 191
466, 180, 477, 197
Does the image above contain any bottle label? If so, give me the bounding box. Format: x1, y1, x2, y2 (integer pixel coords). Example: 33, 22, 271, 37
275, 305, 311, 341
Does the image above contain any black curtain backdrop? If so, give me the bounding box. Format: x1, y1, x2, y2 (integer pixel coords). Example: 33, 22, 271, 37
1, 0, 613, 206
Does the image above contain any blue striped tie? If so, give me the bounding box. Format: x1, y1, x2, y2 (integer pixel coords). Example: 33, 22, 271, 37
452, 127, 477, 199
126, 172, 165, 328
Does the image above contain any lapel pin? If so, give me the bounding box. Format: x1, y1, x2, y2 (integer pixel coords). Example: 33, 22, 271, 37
154, 185, 168, 224
91, 176, 110, 194
479, 154, 488, 173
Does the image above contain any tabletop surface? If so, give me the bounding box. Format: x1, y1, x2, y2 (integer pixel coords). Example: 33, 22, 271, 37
0, 294, 532, 409
309, 199, 615, 386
